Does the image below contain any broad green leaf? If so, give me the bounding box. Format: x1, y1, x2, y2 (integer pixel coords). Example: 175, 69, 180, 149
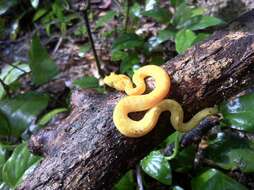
143, 7, 171, 24
30, 0, 39, 8
37, 108, 67, 126
0, 92, 49, 137
112, 33, 144, 51
29, 35, 58, 85
73, 76, 99, 89
0, 0, 17, 15
96, 11, 116, 28
175, 29, 196, 54
188, 16, 224, 31
0, 112, 10, 136
140, 151, 172, 185
172, 2, 193, 27
2, 142, 41, 188
191, 169, 247, 190
161, 131, 183, 147
113, 170, 136, 190
111, 50, 128, 61
219, 93, 254, 132
204, 132, 254, 172
130, 3, 142, 18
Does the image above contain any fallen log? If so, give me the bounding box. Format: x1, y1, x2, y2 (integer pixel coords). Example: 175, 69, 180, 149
19, 10, 254, 190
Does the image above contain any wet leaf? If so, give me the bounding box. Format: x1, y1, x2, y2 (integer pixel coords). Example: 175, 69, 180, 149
73, 77, 104, 93
29, 35, 58, 85
2, 142, 41, 188
191, 168, 247, 190
141, 151, 172, 185
0, 92, 49, 137
204, 132, 254, 172
219, 93, 254, 132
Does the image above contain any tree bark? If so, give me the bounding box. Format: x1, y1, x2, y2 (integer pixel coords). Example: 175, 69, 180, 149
19, 11, 254, 190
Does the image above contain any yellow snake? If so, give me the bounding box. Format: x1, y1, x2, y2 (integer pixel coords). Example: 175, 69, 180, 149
104, 65, 217, 138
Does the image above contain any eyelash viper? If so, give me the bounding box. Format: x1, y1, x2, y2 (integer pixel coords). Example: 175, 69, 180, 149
103, 65, 218, 138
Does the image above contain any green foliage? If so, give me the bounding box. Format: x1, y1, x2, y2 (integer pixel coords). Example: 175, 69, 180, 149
37, 108, 68, 126
219, 93, 254, 132
0, 92, 49, 137
191, 169, 248, 190
113, 170, 136, 190
29, 35, 58, 85
96, 11, 117, 28
204, 132, 254, 172
0, 62, 30, 99
0, 0, 17, 15
175, 29, 196, 53
140, 151, 172, 185
2, 142, 41, 188
73, 76, 105, 93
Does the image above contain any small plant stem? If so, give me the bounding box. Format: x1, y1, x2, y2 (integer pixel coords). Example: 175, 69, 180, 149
136, 165, 144, 190
124, 0, 131, 32
82, 6, 104, 77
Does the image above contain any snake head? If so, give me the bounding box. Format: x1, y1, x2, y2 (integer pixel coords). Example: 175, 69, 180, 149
103, 72, 130, 91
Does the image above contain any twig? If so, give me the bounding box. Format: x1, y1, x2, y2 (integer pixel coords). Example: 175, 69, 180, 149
53, 37, 63, 54
81, 1, 104, 78
136, 165, 144, 190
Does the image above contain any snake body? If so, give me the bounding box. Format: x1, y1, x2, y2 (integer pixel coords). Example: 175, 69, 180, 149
104, 65, 217, 138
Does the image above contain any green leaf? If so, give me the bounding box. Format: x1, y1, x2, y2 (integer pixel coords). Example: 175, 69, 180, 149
0, 84, 4, 100
188, 16, 224, 31
170, 0, 185, 7
204, 132, 254, 172
145, 0, 157, 11
112, 33, 144, 51
0, 112, 10, 136
140, 151, 172, 185
0, 0, 17, 15
191, 169, 248, 190
175, 29, 196, 54
143, 7, 171, 24
111, 50, 128, 61
30, 0, 39, 8
37, 108, 67, 126
2, 142, 41, 188
0, 92, 49, 137
78, 44, 90, 58
113, 170, 136, 190
0, 183, 10, 190
73, 76, 99, 89
33, 8, 48, 21
0, 62, 30, 85
171, 145, 196, 172
193, 32, 210, 43
29, 35, 58, 85
148, 29, 176, 50
219, 93, 254, 132
96, 11, 116, 28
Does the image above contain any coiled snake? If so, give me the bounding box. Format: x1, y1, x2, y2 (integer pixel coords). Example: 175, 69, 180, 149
104, 65, 217, 138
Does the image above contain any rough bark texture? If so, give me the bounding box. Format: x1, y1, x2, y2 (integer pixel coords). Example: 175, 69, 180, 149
19, 11, 254, 190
